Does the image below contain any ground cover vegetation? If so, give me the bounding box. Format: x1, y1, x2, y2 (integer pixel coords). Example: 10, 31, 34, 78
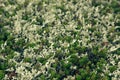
0, 0, 120, 80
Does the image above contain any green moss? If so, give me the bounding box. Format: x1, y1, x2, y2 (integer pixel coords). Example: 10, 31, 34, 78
90, 72, 97, 80
77, 46, 87, 54
16, 38, 26, 46
101, 76, 110, 80
53, 42, 60, 48
0, 28, 10, 42
92, 48, 98, 55
78, 56, 89, 67
10, 38, 27, 52
37, 57, 47, 65
23, 57, 31, 62
69, 55, 79, 65
8, 0, 16, 5
64, 62, 71, 69
56, 5, 67, 13
64, 69, 69, 75
6, 52, 15, 59
98, 48, 107, 58
109, 27, 115, 33
22, 14, 29, 20
50, 70, 56, 78
26, 43, 36, 48
0, 70, 5, 80
52, 62, 57, 68
64, 36, 73, 43
40, 74, 46, 80
37, 29, 44, 35
110, 1, 120, 13
76, 75, 82, 80
76, 25, 81, 30
79, 69, 88, 79
94, 31, 102, 38
109, 66, 117, 73
0, 8, 4, 14
0, 60, 8, 70
69, 46, 77, 53
54, 50, 65, 60
98, 58, 106, 67
36, 16, 44, 25
88, 27, 96, 32
41, 39, 50, 47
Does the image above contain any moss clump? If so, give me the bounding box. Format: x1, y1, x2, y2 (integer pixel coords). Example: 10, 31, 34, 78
37, 57, 47, 65
0, 70, 5, 80
109, 66, 117, 73
23, 57, 31, 63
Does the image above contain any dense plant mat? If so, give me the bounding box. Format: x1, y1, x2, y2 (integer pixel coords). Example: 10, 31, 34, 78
0, 0, 120, 80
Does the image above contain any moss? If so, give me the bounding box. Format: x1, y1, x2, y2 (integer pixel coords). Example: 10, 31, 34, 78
64, 69, 69, 75
78, 56, 89, 67
53, 42, 60, 48
107, 36, 114, 43
98, 58, 106, 66
76, 25, 81, 30
0, 60, 8, 70
68, 55, 79, 65
56, 5, 67, 13
77, 46, 87, 54
98, 48, 107, 58
49, 70, 56, 78
94, 31, 102, 38
109, 27, 115, 33
41, 39, 50, 47
23, 57, 31, 63
54, 50, 65, 60
0, 28, 10, 42
36, 16, 44, 25
0, 70, 5, 80
69, 46, 77, 54
26, 43, 36, 48
0, 8, 4, 14
90, 72, 97, 80
10, 38, 27, 52
40, 74, 46, 80
76, 75, 82, 80
88, 27, 96, 32
78, 69, 89, 80
64, 36, 73, 43
22, 12, 29, 20
37, 29, 44, 35
6, 52, 15, 59
8, 61, 16, 67
64, 62, 71, 70
101, 76, 110, 80
109, 66, 117, 73
8, 0, 16, 5
37, 57, 47, 65
110, 0, 120, 13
